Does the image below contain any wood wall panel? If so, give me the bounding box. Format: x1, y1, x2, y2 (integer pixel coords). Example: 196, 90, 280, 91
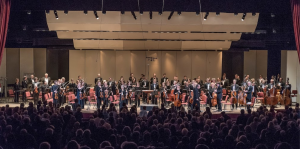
176, 51, 192, 79
116, 51, 130, 80
69, 50, 85, 82
20, 48, 34, 79
244, 50, 257, 79
101, 51, 116, 81
131, 51, 146, 79
85, 50, 100, 85
6, 48, 20, 84
34, 48, 46, 78
0, 49, 6, 78
281, 50, 287, 81
256, 50, 268, 79
146, 51, 161, 81
192, 51, 207, 80
286, 51, 300, 103
206, 52, 222, 79
162, 51, 176, 80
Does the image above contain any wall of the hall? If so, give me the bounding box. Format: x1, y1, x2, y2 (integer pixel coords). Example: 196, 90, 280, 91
69, 51, 222, 85
244, 50, 268, 80
285, 51, 300, 103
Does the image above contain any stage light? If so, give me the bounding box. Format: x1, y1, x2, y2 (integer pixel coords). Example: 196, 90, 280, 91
252, 12, 256, 16
204, 12, 209, 20
234, 12, 238, 16
216, 12, 220, 16
94, 11, 99, 19
27, 10, 31, 15
84, 10, 88, 15
102, 10, 106, 15
241, 13, 246, 21
64, 10, 68, 15
196, 11, 200, 16
149, 11, 152, 19
168, 11, 174, 20
54, 10, 59, 19
46, 10, 50, 15
131, 11, 137, 20
177, 11, 181, 16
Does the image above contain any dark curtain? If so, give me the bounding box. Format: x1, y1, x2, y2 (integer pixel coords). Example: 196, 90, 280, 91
0, 0, 11, 66
291, 0, 300, 63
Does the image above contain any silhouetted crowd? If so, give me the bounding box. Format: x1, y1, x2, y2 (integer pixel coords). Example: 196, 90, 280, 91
0, 101, 299, 149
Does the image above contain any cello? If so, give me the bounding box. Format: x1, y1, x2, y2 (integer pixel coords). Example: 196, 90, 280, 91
238, 86, 246, 106
211, 92, 217, 107
282, 87, 291, 106
174, 90, 182, 108
267, 87, 277, 105
231, 90, 237, 104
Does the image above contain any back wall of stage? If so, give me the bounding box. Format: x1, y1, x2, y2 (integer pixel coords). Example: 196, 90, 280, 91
69, 50, 222, 85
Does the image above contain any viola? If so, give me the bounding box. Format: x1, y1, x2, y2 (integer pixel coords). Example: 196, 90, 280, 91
34, 87, 38, 94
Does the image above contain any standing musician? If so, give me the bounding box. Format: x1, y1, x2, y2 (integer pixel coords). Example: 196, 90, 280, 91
41, 73, 51, 85
161, 73, 168, 85
191, 83, 200, 111
76, 80, 85, 109
134, 82, 141, 106
103, 82, 109, 107
32, 77, 40, 105
166, 79, 171, 90
21, 76, 28, 102
150, 79, 159, 104
51, 81, 60, 107
141, 77, 149, 103
14, 78, 21, 103
139, 74, 144, 83
29, 75, 35, 85
119, 85, 127, 111
257, 75, 264, 86
129, 73, 136, 82
131, 78, 137, 87
197, 76, 204, 87
95, 74, 103, 85
181, 76, 188, 85
235, 74, 241, 85
40, 81, 48, 102
216, 83, 223, 112
118, 76, 125, 89
150, 73, 158, 85
174, 84, 183, 110
204, 78, 211, 90
68, 79, 76, 93
184, 81, 192, 103
171, 76, 180, 86
251, 81, 258, 97
95, 81, 103, 109
207, 83, 216, 108
277, 78, 284, 90
59, 77, 68, 107
231, 79, 239, 109
108, 77, 113, 87
245, 81, 253, 110
160, 82, 167, 105
221, 75, 229, 88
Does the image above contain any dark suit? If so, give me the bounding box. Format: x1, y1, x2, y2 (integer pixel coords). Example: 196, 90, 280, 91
51, 84, 59, 107
216, 86, 222, 111
231, 84, 239, 109
150, 77, 158, 85
94, 77, 102, 84
150, 83, 159, 104
245, 86, 253, 110
32, 82, 40, 105
192, 86, 200, 110
161, 77, 168, 85
22, 80, 28, 101
40, 84, 49, 102
171, 80, 180, 86
181, 79, 188, 85
204, 83, 211, 90
41, 77, 51, 85
141, 80, 149, 103
95, 85, 103, 109
221, 79, 229, 88
207, 88, 215, 107
14, 83, 21, 103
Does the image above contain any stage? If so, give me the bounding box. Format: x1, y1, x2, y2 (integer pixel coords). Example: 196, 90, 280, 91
0, 100, 294, 120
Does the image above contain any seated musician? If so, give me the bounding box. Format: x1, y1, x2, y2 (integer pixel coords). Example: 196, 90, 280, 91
150, 73, 158, 85
161, 73, 168, 86
268, 79, 275, 89
259, 79, 267, 92
131, 78, 137, 87
174, 84, 183, 110
204, 78, 211, 90
231, 79, 239, 109
182, 76, 188, 85
150, 79, 159, 105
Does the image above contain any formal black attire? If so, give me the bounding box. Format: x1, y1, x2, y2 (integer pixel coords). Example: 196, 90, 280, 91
135, 87, 141, 106
204, 83, 211, 90
216, 86, 222, 111
22, 80, 28, 102
94, 77, 103, 84
14, 83, 21, 103
207, 88, 215, 107
181, 79, 188, 85
161, 77, 168, 85
150, 77, 158, 85
245, 86, 253, 110
230, 84, 239, 109
174, 88, 183, 110
141, 80, 149, 103
40, 84, 49, 102
192, 86, 200, 110
41, 77, 51, 85
95, 85, 103, 109
160, 87, 166, 105
150, 83, 159, 104
171, 80, 180, 86
32, 82, 40, 105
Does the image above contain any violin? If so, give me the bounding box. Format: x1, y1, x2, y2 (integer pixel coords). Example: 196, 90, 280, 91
34, 87, 38, 94
55, 92, 58, 100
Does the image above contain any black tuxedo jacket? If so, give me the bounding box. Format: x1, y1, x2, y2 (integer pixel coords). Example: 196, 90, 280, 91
161, 77, 168, 85
41, 77, 51, 84
151, 83, 159, 90
95, 77, 103, 84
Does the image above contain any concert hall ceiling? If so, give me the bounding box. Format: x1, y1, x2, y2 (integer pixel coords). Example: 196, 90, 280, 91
5, 0, 296, 51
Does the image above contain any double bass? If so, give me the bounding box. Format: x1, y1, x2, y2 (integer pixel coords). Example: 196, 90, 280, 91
169, 89, 175, 102
267, 87, 278, 105
282, 87, 291, 106
231, 90, 237, 104
174, 91, 182, 107
238, 86, 246, 106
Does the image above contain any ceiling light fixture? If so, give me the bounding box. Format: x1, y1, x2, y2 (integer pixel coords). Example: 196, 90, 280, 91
204, 12, 209, 20
94, 11, 99, 19
64, 10, 68, 15
27, 10, 31, 15
54, 10, 59, 19
84, 10, 88, 15
168, 11, 174, 20
241, 13, 246, 21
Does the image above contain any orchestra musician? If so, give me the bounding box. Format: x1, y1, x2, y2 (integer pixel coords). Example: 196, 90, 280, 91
182, 76, 188, 85
119, 85, 127, 111
216, 83, 223, 112
171, 76, 180, 86
150, 73, 158, 85
174, 85, 183, 110
165, 79, 171, 90
118, 76, 125, 89
197, 76, 204, 87
258, 79, 267, 92
40, 81, 48, 102
204, 78, 211, 90
160, 82, 167, 104
191, 83, 200, 111
95, 81, 103, 109
131, 78, 137, 87
161, 73, 168, 85
41, 73, 51, 85
29, 75, 35, 85
257, 75, 264, 86
184, 81, 193, 103
277, 78, 284, 90
59, 77, 68, 107
68, 79, 76, 93
95, 74, 103, 85
141, 77, 149, 103
21, 76, 28, 102
245, 81, 253, 110
207, 82, 215, 108
150, 79, 159, 104
32, 77, 40, 105
14, 78, 20, 103
103, 82, 109, 107
129, 73, 136, 82
139, 74, 144, 83
251, 81, 258, 97
235, 74, 241, 85
221, 75, 229, 88
268, 79, 275, 89
76, 80, 85, 109
135, 82, 141, 106
231, 79, 239, 109
51, 81, 59, 107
